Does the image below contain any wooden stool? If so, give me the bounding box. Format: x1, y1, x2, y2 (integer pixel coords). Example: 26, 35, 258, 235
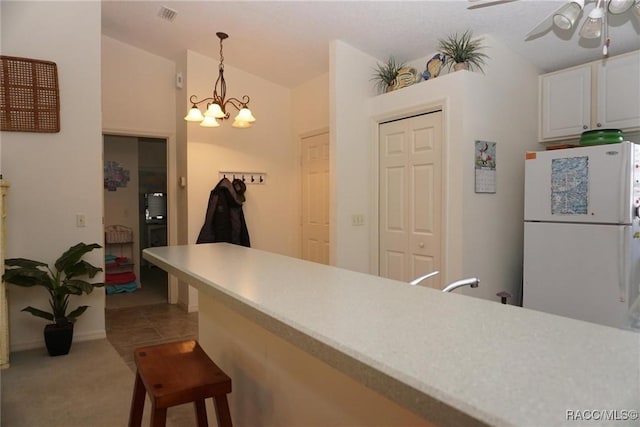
128, 340, 232, 427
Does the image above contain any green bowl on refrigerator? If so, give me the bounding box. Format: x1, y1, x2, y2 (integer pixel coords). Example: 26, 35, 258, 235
579, 129, 624, 146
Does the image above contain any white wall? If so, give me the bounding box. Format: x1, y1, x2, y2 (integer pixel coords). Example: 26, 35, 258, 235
1, 1, 104, 351
459, 37, 540, 304
336, 36, 539, 304
330, 41, 379, 271
292, 72, 330, 135
102, 36, 176, 136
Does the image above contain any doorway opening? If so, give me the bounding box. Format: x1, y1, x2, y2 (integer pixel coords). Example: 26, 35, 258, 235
103, 134, 168, 309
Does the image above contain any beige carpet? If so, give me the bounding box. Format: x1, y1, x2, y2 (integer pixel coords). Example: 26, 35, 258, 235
1, 339, 209, 427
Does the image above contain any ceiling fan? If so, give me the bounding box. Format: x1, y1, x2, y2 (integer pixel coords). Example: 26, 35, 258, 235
469, 0, 640, 54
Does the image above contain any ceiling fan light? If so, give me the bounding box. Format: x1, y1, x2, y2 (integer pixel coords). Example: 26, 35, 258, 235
633, 0, 640, 18
553, 0, 584, 30
580, 7, 605, 39
608, 0, 634, 13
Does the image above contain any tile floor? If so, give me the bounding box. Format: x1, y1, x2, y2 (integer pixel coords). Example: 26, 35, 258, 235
106, 299, 197, 370
105, 266, 168, 309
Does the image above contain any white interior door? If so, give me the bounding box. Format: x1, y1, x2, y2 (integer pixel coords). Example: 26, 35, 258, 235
379, 111, 443, 288
301, 131, 329, 264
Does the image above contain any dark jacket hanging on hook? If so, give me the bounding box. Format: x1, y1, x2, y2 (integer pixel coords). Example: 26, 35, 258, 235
196, 178, 250, 247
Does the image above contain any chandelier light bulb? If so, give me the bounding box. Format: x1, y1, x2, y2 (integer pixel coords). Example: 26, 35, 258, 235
184, 106, 204, 122
205, 103, 226, 119
232, 119, 252, 129
553, 0, 584, 30
235, 108, 256, 123
580, 6, 605, 39
200, 116, 221, 127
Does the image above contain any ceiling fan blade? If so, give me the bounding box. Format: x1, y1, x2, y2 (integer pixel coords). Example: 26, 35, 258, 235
467, 0, 519, 9
525, 9, 556, 38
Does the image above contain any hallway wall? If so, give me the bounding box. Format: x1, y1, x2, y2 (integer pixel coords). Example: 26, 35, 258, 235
1, 1, 104, 351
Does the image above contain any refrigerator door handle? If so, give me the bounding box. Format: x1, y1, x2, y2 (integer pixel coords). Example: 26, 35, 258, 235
619, 143, 632, 223
618, 227, 630, 303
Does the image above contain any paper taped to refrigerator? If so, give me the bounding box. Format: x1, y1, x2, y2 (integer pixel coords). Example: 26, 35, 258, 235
551, 156, 588, 215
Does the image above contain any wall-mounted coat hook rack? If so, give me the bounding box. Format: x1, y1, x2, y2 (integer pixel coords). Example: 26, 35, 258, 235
219, 171, 266, 185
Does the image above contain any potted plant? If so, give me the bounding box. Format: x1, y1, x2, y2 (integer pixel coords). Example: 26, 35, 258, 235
4, 242, 104, 356
438, 30, 488, 73
371, 57, 406, 94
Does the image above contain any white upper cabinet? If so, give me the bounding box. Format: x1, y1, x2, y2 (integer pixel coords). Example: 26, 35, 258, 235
597, 51, 640, 131
540, 65, 591, 140
539, 50, 640, 141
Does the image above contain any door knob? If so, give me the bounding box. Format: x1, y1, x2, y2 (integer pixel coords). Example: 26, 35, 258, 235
418, 242, 424, 248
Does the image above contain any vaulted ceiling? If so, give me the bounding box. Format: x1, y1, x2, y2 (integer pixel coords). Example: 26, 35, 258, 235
101, 0, 640, 88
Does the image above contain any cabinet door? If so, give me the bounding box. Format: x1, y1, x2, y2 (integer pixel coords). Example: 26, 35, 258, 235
597, 51, 640, 131
540, 65, 591, 140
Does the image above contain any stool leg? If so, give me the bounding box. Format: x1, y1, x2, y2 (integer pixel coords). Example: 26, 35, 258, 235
128, 372, 146, 427
150, 405, 167, 427
213, 395, 233, 427
194, 399, 208, 427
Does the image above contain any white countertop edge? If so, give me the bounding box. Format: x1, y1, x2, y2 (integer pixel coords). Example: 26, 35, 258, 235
142, 247, 499, 426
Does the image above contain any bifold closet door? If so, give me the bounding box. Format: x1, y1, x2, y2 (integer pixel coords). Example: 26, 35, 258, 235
379, 111, 443, 288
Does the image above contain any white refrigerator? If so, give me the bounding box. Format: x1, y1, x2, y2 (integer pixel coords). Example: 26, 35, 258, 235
523, 141, 640, 331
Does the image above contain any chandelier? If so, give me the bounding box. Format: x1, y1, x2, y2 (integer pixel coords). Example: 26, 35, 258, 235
184, 32, 256, 128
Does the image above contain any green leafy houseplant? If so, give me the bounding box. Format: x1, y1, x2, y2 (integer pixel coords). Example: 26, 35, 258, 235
371, 57, 406, 94
4, 242, 104, 325
438, 30, 488, 73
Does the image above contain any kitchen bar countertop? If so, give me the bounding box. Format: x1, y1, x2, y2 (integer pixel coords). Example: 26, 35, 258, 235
143, 243, 640, 426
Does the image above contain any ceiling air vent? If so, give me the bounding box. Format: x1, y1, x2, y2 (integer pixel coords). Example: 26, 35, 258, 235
158, 6, 177, 22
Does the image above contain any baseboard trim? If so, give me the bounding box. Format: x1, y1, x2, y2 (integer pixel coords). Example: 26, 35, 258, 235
10, 329, 107, 352
176, 300, 198, 313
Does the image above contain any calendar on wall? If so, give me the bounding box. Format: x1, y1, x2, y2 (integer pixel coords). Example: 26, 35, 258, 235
475, 140, 496, 194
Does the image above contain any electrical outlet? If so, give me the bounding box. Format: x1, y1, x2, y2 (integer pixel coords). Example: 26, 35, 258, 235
76, 213, 86, 227
351, 214, 365, 226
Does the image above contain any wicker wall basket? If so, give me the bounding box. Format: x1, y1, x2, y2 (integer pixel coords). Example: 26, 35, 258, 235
0, 55, 60, 133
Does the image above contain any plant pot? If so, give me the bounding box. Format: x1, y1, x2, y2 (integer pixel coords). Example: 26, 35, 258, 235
453, 62, 468, 72
44, 323, 74, 356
